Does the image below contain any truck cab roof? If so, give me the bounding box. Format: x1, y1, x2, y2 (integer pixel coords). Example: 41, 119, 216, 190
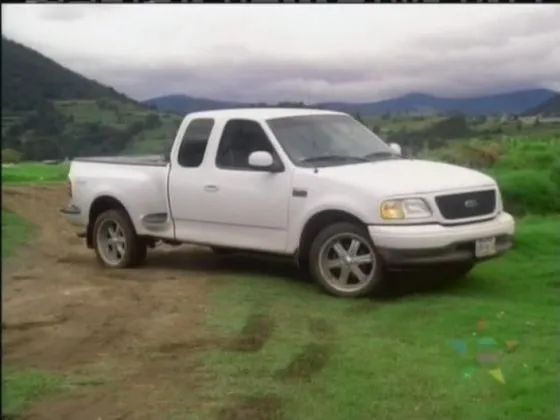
186, 107, 345, 120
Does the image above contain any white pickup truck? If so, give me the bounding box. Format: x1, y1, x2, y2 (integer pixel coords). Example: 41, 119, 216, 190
61, 108, 515, 298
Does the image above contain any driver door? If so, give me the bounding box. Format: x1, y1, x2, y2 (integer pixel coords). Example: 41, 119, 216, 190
202, 119, 293, 253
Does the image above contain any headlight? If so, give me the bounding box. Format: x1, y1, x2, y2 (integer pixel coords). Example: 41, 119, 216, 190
380, 198, 432, 220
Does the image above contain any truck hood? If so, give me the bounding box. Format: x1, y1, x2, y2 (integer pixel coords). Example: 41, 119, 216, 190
315, 159, 496, 195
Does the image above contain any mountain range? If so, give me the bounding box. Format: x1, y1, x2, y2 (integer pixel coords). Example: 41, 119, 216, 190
523, 93, 560, 116
1, 36, 559, 162
144, 89, 559, 117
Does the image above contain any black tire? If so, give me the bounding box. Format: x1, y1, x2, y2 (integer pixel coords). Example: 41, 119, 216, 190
296, 258, 314, 283
211, 246, 237, 256
92, 209, 147, 268
309, 222, 385, 298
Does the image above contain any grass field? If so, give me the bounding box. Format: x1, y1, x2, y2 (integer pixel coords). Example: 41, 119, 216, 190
1, 210, 71, 416
1, 210, 35, 259
2, 368, 72, 416
2, 203, 558, 418
193, 217, 559, 420
2, 143, 559, 419
2, 162, 69, 184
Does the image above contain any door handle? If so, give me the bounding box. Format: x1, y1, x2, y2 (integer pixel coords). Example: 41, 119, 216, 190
204, 185, 219, 192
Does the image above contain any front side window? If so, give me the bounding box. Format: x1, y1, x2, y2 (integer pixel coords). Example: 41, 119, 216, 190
267, 114, 397, 167
215, 119, 278, 170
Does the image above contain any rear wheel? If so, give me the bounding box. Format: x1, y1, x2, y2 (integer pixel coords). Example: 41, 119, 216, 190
309, 222, 384, 298
92, 209, 147, 268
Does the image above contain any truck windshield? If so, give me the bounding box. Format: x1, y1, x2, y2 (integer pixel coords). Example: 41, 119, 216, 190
266, 114, 397, 167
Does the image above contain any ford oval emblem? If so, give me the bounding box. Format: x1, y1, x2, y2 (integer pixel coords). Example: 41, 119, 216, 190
465, 199, 478, 208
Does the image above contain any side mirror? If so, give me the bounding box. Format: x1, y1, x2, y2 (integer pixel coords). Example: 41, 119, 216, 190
248, 151, 282, 172
388, 142, 402, 156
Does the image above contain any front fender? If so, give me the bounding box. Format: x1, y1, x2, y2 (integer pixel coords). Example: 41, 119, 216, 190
287, 194, 373, 253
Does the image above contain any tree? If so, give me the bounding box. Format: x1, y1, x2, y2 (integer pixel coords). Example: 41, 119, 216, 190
144, 113, 161, 129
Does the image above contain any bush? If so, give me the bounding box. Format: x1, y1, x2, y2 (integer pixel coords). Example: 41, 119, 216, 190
2, 148, 22, 163
493, 169, 560, 216
498, 149, 558, 170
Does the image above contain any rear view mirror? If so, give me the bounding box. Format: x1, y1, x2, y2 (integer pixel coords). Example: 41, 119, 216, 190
389, 143, 402, 156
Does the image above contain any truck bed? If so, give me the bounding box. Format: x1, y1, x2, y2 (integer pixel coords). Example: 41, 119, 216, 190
74, 155, 167, 167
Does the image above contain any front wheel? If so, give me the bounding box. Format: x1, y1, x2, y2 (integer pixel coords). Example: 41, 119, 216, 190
92, 209, 147, 268
309, 222, 384, 298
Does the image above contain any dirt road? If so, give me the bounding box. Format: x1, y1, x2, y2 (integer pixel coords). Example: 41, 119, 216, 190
2, 186, 231, 419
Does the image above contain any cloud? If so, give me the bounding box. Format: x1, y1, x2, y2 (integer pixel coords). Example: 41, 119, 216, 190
37, 6, 87, 22
36, 4, 113, 22
2, 4, 559, 102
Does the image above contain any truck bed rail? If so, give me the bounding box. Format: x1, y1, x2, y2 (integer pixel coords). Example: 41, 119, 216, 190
73, 155, 168, 167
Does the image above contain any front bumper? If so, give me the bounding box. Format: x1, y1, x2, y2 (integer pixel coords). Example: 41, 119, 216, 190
59, 204, 84, 227
368, 212, 515, 266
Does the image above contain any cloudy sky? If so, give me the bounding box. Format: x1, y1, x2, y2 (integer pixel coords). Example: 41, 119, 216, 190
2, 4, 560, 103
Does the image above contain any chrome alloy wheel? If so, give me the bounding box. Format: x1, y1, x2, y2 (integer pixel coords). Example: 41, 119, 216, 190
96, 218, 128, 266
317, 232, 377, 294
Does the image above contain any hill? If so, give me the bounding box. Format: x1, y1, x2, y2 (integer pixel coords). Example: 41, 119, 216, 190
320, 89, 557, 116
1, 37, 133, 111
144, 94, 244, 115
523, 93, 560, 116
1, 38, 181, 161
144, 89, 558, 117
2, 37, 557, 163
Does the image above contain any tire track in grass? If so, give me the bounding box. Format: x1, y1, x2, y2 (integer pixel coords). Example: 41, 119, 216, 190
275, 317, 335, 382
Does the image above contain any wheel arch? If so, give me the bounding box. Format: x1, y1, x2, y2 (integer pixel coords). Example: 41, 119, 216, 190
86, 195, 133, 248
297, 209, 367, 264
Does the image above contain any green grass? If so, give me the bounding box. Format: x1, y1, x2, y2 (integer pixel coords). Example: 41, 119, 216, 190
192, 217, 560, 420
1, 210, 35, 259
2, 368, 71, 416
1, 162, 69, 184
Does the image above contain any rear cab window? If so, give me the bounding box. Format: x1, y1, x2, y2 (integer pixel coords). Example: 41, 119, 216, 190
177, 118, 215, 168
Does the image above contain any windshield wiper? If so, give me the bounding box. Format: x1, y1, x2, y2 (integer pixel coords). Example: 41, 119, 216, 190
363, 151, 399, 160
300, 154, 370, 164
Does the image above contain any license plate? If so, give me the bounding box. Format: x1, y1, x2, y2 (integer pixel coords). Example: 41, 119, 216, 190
475, 237, 496, 258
